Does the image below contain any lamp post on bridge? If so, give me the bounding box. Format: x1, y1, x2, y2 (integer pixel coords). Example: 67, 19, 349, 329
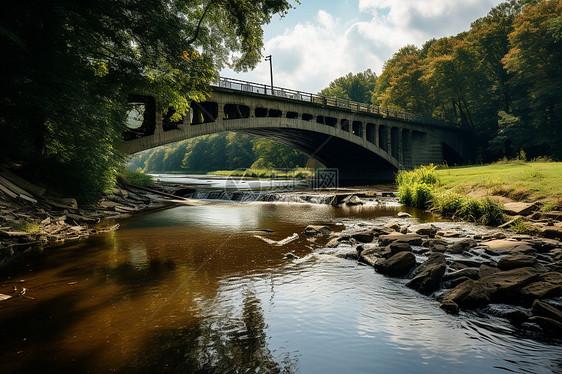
265, 55, 273, 95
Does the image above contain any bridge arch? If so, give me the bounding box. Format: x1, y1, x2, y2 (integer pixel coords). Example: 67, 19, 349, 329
120, 78, 472, 183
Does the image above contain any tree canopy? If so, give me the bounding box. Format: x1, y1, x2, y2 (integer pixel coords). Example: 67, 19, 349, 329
0, 0, 295, 202
325, 0, 561, 162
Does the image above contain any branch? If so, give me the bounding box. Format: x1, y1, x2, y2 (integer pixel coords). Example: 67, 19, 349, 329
185, 0, 216, 47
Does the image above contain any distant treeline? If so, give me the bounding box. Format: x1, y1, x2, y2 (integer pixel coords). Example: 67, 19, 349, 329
127, 132, 312, 173
320, 0, 562, 161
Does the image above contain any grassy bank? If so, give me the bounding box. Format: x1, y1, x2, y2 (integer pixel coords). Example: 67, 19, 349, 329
208, 168, 315, 179
435, 161, 562, 203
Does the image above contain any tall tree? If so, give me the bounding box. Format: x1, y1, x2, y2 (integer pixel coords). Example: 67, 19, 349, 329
319, 69, 377, 103
0, 0, 294, 201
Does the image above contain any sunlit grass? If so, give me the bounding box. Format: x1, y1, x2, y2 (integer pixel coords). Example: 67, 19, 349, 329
435, 161, 562, 202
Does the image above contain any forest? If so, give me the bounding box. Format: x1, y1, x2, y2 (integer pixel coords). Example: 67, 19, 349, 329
321, 0, 562, 162
127, 132, 310, 173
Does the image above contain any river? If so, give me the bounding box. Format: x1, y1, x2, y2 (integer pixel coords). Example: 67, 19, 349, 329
0, 175, 560, 373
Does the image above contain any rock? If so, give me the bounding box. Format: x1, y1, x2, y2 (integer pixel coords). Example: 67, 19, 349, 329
520, 281, 562, 305
412, 253, 445, 277
497, 254, 537, 270
449, 238, 477, 254
482, 239, 535, 256
440, 299, 460, 315
441, 279, 475, 305
539, 271, 562, 285
0, 294, 12, 302
374, 251, 416, 277
438, 231, 463, 238
531, 299, 562, 323
407, 254, 446, 295
304, 225, 331, 237
325, 236, 356, 248
443, 267, 480, 281
478, 264, 500, 279
342, 195, 364, 206
541, 225, 562, 240
429, 239, 448, 253
399, 226, 409, 234
358, 244, 386, 266
526, 238, 562, 253
503, 202, 537, 216
528, 316, 562, 335
284, 253, 299, 260
397, 212, 412, 218
378, 233, 424, 246
387, 242, 413, 255
350, 231, 375, 243
382, 223, 401, 232
411, 224, 438, 237
504, 310, 529, 325
446, 276, 472, 288
480, 267, 541, 304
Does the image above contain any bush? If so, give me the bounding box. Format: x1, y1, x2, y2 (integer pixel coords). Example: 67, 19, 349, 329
509, 218, 534, 234
432, 191, 466, 217
398, 183, 414, 206
412, 183, 434, 209
117, 169, 153, 188
478, 198, 504, 226
459, 198, 483, 222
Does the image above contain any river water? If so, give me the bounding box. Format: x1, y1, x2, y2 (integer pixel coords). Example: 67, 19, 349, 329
0, 176, 561, 373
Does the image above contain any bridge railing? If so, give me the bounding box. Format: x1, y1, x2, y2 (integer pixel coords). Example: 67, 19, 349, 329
213, 76, 453, 127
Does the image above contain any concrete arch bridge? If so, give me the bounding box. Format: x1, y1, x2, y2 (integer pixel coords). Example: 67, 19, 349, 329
119, 77, 472, 184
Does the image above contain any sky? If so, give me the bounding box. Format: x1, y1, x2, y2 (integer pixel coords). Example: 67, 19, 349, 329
220, 0, 505, 93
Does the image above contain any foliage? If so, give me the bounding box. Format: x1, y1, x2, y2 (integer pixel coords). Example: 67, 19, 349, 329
509, 217, 534, 234
318, 69, 377, 103
316, 0, 562, 163
11, 220, 40, 234
397, 165, 505, 226
541, 202, 556, 212
117, 169, 154, 188
0, 0, 295, 203
127, 132, 311, 173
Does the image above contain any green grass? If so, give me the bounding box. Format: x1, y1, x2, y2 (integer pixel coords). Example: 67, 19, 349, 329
208, 168, 315, 179
117, 169, 154, 188
435, 161, 562, 203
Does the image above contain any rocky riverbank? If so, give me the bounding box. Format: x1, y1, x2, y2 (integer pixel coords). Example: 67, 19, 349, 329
302, 219, 562, 337
0, 170, 199, 265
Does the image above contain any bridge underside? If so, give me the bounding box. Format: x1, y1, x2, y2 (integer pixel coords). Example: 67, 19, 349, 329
120, 87, 472, 186
240, 128, 396, 184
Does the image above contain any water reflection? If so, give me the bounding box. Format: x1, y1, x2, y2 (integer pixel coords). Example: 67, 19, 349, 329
0, 202, 560, 374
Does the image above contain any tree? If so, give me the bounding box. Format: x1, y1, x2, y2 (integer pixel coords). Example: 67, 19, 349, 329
502, 0, 562, 158
319, 69, 377, 103
0, 0, 295, 202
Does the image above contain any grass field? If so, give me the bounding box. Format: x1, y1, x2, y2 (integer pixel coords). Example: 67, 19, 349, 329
435, 161, 562, 203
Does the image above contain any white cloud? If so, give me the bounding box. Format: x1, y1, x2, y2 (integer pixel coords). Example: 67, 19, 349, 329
221, 1, 503, 93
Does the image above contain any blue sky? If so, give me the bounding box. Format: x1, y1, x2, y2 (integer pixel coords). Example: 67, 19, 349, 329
220, 0, 504, 93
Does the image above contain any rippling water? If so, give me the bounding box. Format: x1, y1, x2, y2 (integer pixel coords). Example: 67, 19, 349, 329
0, 202, 560, 373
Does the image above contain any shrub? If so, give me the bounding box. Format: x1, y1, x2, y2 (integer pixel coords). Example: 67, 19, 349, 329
460, 198, 483, 222
542, 202, 556, 212
478, 198, 504, 226
412, 183, 434, 209
509, 218, 534, 234
398, 183, 414, 206
117, 169, 154, 188
432, 191, 466, 217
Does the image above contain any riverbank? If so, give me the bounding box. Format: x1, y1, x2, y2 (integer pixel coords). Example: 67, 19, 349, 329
0, 169, 201, 265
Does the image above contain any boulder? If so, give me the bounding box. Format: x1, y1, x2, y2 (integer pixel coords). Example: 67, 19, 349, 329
378, 233, 424, 246
358, 244, 385, 266
397, 212, 412, 218
525, 238, 562, 253
325, 236, 356, 248
342, 195, 364, 206
480, 267, 541, 303
440, 299, 460, 315
503, 202, 537, 216
304, 225, 331, 237
528, 316, 562, 335
350, 231, 375, 243
478, 264, 500, 279
387, 242, 413, 255
449, 238, 477, 254
406, 254, 446, 295
520, 282, 562, 305
497, 254, 537, 270
482, 239, 535, 256
531, 299, 562, 323
374, 251, 416, 277
411, 224, 438, 237
443, 267, 480, 281
438, 231, 463, 238
382, 223, 401, 232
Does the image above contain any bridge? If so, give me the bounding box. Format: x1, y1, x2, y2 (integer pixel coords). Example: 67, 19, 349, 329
119, 77, 472, 184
